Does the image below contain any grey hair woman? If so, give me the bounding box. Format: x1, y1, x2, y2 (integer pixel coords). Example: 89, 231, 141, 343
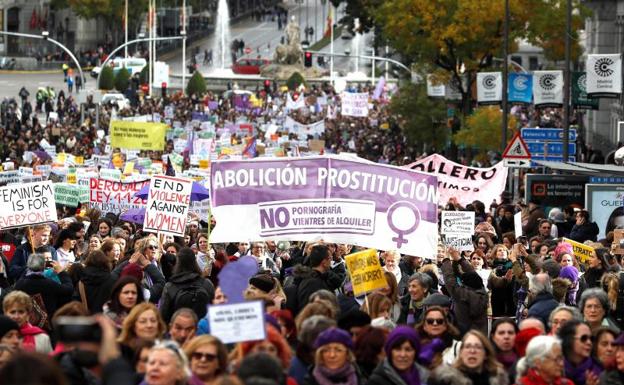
578, 288, 620, 334
515, 335, 571, 385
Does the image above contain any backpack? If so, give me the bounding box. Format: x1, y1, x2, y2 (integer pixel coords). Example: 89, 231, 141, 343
169, 281, 211, 320
29, 293, 51, 332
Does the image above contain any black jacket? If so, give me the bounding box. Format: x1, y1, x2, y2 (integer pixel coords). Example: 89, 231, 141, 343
14, 271, 73, 320
112, 261, 166, 304
570, 221, 600, 243
75, 266, 117, 314
527, 291, 559, 328
159, 271, 215, 323
297, 269, 333, 311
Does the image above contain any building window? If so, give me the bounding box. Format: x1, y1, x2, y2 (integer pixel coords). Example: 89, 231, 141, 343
529, 57, 539, 71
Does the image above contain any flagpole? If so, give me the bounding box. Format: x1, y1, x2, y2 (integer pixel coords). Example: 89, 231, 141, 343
330, 4, 334, 85
124, 0, 128, 59
563, 0, 571, 162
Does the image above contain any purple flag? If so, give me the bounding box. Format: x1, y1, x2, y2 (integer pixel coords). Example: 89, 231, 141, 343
373, 76, 386, 100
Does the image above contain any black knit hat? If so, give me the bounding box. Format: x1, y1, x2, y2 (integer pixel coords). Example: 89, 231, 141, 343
249, 273, 276, 293
0, 315, 19, 339
461, 271, 484, 290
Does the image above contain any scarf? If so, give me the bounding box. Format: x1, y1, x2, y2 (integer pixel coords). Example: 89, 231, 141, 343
20, 322, 45, 352
406, 299, 423, 325
497, 350, 519, 370
519, 368, 572, 385
564, 357, 602, 385
392, 362, 421, 385
312, 363, 357, 385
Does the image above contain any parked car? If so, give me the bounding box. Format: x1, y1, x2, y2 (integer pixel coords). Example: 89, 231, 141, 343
101, 93, 130, 109
231, 58, 271, 75
91, 57, 147, 78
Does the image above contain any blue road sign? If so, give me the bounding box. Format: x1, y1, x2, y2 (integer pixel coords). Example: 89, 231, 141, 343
526, 142, 576, 155
521, 128, 577, 141
530, 155, 576, 163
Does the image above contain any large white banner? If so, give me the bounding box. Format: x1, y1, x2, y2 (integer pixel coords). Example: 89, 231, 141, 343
407, 154, 508, 207
144, 176, 192, 236
586, 54, 622, 97
283, 116, 326, 136
533, 70, 563, 107
477, 72, 502, 104
210, 156, 439, 258
341, 92, 369, 117
0, 181, 57, 229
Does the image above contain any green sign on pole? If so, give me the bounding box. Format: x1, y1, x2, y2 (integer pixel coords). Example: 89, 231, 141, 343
572, 72, 599, 110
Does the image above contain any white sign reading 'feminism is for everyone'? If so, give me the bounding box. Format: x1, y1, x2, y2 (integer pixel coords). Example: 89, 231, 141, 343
144, 176, 192, 237
0, 181, 57, 229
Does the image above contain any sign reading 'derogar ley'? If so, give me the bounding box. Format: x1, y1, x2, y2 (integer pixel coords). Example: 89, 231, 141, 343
210, 156, 439, 258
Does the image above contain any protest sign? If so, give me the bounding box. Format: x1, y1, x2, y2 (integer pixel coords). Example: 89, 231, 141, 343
89, 178, 148, 214
341, 92, 369, 117
563, 237, 595, 264
0, 181, 57, 229
441, 211, 475, 251
0, 171, 19, 185
283, 116, 326, 136
143, 176, 192, 236
514, 212, 523, 237
207, 301, 266, 344
345, 249, 387, 296
614, 229, 624, 254
55, 183, 90, 207
407, 154, 507, 207
109, 120, 168, 151
210, 156, 439, 257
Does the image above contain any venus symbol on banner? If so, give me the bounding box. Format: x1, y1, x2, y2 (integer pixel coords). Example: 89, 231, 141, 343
386, 201, 421, 248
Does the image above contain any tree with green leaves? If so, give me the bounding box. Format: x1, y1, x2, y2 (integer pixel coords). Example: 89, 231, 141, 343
186, 71, 206, 96
99, 66, 114, 90
453, 106, 516, 155
389, 83, 448, 153
114, 67, 131, 92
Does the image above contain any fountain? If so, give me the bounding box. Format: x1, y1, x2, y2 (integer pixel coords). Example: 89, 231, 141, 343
209, 0, 234, 76
346, 18, 367, 80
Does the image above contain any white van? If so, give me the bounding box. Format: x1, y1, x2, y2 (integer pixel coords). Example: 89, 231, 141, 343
91, 57, 147, 78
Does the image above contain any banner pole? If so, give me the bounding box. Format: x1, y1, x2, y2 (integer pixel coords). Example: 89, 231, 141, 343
28, 226, 35, 254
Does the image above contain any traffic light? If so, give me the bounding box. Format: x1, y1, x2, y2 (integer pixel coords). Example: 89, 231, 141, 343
161, 82, 167, 98
264, 79, 271, 93
304, 51, 312, 67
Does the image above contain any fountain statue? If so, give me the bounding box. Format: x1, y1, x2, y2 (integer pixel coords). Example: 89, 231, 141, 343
261, 16, 324, 80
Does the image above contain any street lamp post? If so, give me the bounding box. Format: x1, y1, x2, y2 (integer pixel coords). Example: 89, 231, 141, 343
181, 0, 187, 93
96, 36, 185, 90
0, 30, 85, 83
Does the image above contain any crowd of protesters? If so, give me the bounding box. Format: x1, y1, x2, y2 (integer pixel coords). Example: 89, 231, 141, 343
0, 73, 622, 385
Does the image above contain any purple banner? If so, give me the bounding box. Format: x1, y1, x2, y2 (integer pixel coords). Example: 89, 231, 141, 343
210, 156, 439, 257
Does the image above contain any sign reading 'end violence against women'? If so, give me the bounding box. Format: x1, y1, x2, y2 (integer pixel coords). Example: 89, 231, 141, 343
210, 156, 439, 258
144, 176, 192, 237
0, 181, 57, 229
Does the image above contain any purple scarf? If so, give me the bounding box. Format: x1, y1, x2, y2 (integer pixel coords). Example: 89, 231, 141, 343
564, 357, 602, 385
312, 363, 358, 385
394, 364, 421, 385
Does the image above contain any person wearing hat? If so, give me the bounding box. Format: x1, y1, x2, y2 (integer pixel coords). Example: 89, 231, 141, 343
302, 327, 362, 385
0, 315, 20, 351
440, 248, 488, 335
367, 326, 428, 385
598, 332, 624, 385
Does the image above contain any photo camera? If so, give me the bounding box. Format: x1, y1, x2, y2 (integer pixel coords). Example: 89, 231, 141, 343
54, 316, 102, 344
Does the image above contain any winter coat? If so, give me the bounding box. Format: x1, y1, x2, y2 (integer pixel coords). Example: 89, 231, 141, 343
527, 291, 559, 329
14, 271, 73, 319
74, 266, 116, 314
569, 222, 599, 243
489, 261, 516, 317
599, 370, 624, 385
397, 293, 425, 326
9, 244, 58, 281
441, 258, 488, 335
367, 358, 429, 385
296, 268, 333, 311
516, 368, 574, 385
430, 365, 509, 385
159, 271, 215, 323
